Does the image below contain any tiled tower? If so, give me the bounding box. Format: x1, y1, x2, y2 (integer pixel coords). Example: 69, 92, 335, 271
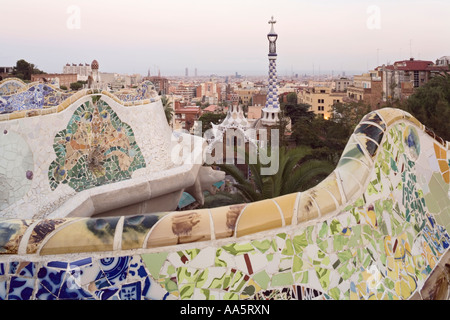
261, 16, 280, 126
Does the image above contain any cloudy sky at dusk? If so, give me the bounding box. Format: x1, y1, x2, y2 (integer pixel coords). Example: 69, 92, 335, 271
1, 0, 449, 76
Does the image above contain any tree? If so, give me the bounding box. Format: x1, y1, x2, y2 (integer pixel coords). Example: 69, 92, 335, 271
291, 101, 372, 165
281, 92, 315, 126
216, 146, 334, 203
70, 82, 83, 91
330, 101, 371, 133
398, 73, 450, 141
161, 96, 174, 125
12, 59, 45, 80
198, 112, 226, 134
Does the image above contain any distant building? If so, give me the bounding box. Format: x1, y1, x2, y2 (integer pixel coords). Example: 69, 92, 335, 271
202, 104, 221, 113
31, 73, 77, 88
0, 66, 13, 80
196, 81, 222, 105
252, 92, 267, 107
173, 101, 201, 132
298, 86, 346, 119
236, 88, 257, 106
334, 78, 353, 92
63, 63, 92, 81
88, 59, 103, 90
379, 58, 449, 101
345, 70, 383, 109
146, 76, 169, 95
174, 83, 197, 102
436, 56, 450, 66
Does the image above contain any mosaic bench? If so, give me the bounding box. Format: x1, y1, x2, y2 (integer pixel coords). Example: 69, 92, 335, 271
0, 107, 449, 300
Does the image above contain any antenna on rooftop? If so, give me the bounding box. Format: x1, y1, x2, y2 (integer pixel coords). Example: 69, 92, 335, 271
377, 48, 380, 66
409, 39, 413, 59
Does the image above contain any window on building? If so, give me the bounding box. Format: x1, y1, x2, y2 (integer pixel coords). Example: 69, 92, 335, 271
414, 71, 419, 87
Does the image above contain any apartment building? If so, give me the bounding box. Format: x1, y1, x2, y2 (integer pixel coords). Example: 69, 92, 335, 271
173, 100, 202, 132
379, 58, 449, 101
345, 70, 383, 109
196, 81, 221, 105
298, 86, 346, 119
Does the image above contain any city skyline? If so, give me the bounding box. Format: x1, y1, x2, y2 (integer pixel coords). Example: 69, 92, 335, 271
1, 0, 450, 77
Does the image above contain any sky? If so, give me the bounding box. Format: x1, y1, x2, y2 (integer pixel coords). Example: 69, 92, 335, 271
1, 0, 450, 77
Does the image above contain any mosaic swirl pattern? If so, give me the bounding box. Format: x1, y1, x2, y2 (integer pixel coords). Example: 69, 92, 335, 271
0, 78, 26, 96
0, 108, 449, 300
0, 83, 72, 114
114, 81, 158, 102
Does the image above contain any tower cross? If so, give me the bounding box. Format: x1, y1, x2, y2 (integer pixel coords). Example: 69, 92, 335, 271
268, 16, 276, 25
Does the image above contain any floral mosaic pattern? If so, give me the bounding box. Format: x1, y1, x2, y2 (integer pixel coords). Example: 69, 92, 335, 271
48, 95, 146, 192
0, 83, 71, 114
0, 108, 449, 300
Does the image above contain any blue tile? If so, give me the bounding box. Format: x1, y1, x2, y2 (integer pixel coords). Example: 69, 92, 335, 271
120, 281, 141, 300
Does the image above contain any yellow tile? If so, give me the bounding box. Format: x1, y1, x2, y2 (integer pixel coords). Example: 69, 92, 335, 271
297, 193, 319, 224
8, 111, 25, 120
438, 160, 449, 173
121, 213, 165, 250
305, 171, 342, 216
434, 143, 445, 159
235, 199, 282, 237
210, 204, 246, 239
39, 218, 118, 255
337, 165, 365, 202
443, 171, 449, 184
27, 218, 74, 254
376, 108, 404, 126
403, 112, 422, 128
146, 209, 211, 248
273, 193, 298, 225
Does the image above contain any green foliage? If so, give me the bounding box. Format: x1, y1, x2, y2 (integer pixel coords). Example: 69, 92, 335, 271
397, 73, 450, 141
280, 92, 314, 126
291, 101, 371, 165
161, 95, 174, 124
198, 112, 226, 133
12, 59, 45, 80
216, 146, 334, 203
70, 82, 83, 91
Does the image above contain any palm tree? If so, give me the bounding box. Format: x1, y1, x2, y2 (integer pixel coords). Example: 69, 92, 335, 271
161, 95, 174, 124
214, 145, 335, 203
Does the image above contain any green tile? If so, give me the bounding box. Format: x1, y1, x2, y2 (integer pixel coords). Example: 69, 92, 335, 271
271, 272, 294, 287
252, 270, 270, 290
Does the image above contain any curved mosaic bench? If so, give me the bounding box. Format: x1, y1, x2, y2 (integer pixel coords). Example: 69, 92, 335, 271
0, 78, 28, 96
0, 81, 161, 118
0, 87, 219, 221
0, 108, 449, 300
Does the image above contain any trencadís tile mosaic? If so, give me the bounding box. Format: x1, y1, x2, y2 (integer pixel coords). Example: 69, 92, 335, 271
0, 106, 449, 300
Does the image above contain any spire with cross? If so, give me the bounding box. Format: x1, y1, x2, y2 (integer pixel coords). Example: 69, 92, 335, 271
262, 16, 280, 126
